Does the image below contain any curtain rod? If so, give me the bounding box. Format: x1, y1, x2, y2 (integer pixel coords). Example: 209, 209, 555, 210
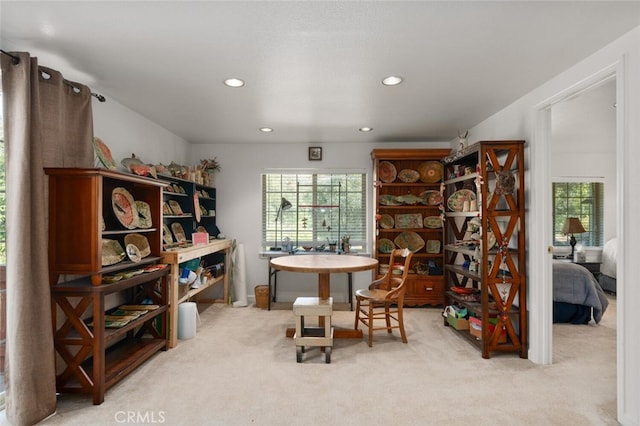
1, 49, 106, 102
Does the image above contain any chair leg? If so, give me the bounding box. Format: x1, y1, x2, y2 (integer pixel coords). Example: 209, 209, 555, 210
354, 297, 361, 330
368, 302, 374, 347
385, 303, 392, 334
398, 305, 407, 344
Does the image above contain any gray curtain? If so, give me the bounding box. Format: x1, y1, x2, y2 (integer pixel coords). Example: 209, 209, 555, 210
1, 52, 93, 425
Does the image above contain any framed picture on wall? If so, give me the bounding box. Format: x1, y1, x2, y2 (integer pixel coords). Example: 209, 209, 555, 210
308, 147, 322, 161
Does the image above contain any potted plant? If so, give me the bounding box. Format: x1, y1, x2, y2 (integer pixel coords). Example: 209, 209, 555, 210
200, 157, 221, 187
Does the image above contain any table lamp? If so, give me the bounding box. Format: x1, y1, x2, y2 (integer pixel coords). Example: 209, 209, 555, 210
272, 197, 292, 250
562, 217, 586, 260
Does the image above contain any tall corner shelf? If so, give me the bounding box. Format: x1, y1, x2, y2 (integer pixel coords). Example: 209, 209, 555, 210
159, 174, 220, 241
371, 149, 451, 306
45, 168, 170, 404
442, 140, 527, 359
157, 174, 231, 349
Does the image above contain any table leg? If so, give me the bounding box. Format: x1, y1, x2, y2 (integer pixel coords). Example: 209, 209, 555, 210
317, 272, 362, 339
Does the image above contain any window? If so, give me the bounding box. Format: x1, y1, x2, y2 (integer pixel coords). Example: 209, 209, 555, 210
262, 172, 367, 250
552, 181, 604, 247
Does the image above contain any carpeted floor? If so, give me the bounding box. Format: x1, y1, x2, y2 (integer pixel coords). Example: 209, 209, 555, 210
15, 295, 618, 425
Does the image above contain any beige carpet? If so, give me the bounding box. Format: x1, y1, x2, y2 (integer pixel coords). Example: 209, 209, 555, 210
15, 296, 618, 425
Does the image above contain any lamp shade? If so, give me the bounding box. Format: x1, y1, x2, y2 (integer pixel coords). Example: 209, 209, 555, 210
280, 197, 292, 211
562, 217, 586, 235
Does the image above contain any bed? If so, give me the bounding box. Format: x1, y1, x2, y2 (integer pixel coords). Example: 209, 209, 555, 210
599, 237, 617, 294
553, 260, 609, 324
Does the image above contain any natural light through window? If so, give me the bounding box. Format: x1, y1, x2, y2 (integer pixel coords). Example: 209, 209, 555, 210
553, 181, 604, 247
262, 172, 367, 252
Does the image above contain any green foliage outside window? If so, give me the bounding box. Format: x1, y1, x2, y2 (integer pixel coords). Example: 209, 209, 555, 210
552, 182, 604, 247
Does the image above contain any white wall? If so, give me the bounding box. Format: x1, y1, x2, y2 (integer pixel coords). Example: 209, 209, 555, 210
190, 141, 449, 302
465, 25, 640, 426
92, 97, 190, 170
551, 79, 617, 243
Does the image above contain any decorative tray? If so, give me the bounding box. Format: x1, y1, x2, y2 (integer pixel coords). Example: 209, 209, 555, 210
112, 187, 138, 229
378, 161, 397, 183
135, 201, 152, 228
394, 231, 425, 253
101, 239, 126, 266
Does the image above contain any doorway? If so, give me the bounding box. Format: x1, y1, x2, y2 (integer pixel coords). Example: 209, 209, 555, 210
533, 64, 623, 418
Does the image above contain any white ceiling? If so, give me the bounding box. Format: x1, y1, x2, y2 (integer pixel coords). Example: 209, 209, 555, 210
1, 1, 639, 145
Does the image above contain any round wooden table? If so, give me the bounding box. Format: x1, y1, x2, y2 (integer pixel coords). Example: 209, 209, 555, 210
270, 254, 378, 338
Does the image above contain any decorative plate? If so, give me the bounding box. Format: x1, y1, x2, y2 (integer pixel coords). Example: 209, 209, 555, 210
485, 231, 497, 250
102, 275, 123, 284
394, 194, 424, 205
134, 201, 152, 228
124, 233, 151, 258
380, 214, 395, 229
447, 189, 477, 212
417, 161, 443, 183
168, 200, 184, 215
426, 240, 441, 254
378, 238, 395, 254
424, 216, 443, 229
121, 155, 157, 178
112, 187, 138, 229
101, 239, 126, 266
171, 222, 187, 243
162, 224, 174, 245
378, 161, 397, 183
394, 213, 423, 229
397, 169, 420, 183
193, 194, 201, 222
380, 194, 402, 206
93, 137, 117, 170
163, 202, 173, 215
394, 232, 425, 253
419, 190, 443, 206
125, 243, 142, 263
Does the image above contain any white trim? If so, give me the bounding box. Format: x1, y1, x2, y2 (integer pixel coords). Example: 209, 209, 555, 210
532, 58, 625, 417
614, 56, 627, 425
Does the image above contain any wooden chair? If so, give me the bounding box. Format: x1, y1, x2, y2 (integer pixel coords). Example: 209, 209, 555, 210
354, 248, 413, 347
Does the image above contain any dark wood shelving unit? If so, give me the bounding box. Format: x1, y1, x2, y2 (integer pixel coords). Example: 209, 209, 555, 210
46, 168, 170, 404
371, 149, 451, 307
442, 141, 527, 359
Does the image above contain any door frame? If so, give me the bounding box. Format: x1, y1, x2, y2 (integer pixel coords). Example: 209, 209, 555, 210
530, 58, 625, 414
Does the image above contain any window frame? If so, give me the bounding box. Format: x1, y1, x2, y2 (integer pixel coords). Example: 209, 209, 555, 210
261, 170, 368, 251
552, 178, 604, 247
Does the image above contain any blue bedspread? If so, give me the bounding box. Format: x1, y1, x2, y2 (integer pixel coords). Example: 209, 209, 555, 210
553, 261, 609, 323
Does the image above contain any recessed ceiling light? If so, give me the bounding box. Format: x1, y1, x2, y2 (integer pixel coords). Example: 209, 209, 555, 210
259, 127, 274, 133
359, 127, 373, 132
224, 78, 245, 87
382, 76, 403, 86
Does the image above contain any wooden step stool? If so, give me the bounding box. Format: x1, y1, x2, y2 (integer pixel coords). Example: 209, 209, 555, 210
293, 297, 334, 363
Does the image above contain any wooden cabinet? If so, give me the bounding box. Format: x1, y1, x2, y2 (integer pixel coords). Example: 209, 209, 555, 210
46, 168, 169, 404
371, 149, 450, 306
441, 141, 527, 359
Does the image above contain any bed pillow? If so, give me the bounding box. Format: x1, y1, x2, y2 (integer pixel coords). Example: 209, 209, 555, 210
601, 238, 617, 278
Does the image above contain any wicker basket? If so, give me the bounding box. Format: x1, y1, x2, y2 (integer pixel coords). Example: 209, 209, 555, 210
254, 285, 269, 309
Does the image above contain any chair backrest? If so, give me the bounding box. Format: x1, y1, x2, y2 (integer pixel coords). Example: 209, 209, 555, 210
382, 248, 413, 297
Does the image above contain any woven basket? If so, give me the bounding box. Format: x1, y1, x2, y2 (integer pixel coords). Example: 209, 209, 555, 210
254, 285, 269, 309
